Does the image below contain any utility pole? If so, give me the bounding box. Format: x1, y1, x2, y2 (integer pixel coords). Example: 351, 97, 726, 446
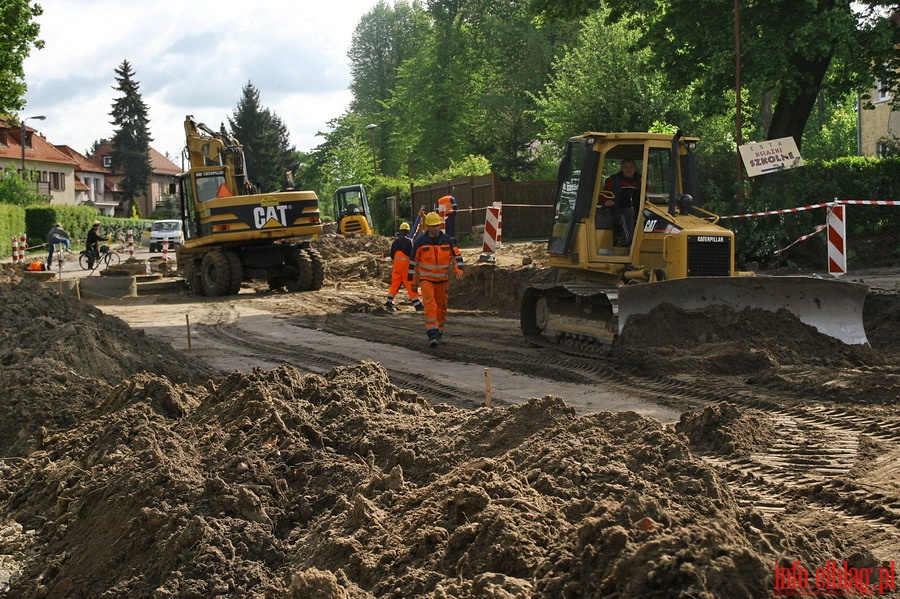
366, 123, 378, 176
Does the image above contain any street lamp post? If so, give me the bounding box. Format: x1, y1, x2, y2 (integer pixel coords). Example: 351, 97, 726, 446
21, 115, 47, 180
366, 123, 378, 176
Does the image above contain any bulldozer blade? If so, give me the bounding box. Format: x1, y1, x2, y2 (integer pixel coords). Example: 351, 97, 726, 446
617, 276, 870, 345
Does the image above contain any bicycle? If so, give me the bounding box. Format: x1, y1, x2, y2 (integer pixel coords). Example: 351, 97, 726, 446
79, 244, 121, 271
49, 241, 71, 272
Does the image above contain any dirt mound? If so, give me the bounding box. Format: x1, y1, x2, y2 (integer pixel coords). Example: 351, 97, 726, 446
2, 352, 877, 597
315, 234, 391, 261
675, 403, 777, 457
613, 302, 883, 374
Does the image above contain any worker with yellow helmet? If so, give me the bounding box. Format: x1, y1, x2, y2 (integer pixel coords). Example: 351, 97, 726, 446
385, 222, 423, 313
409, 212, 464, 347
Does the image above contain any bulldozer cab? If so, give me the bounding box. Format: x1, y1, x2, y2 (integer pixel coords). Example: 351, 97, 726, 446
334, 184, 375, 235
547, 132, 704, 275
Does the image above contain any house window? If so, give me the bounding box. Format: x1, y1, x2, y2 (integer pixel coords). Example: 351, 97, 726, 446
102, 155, 112, 167
0, 128, 7, 146
875, 79, 892, 103
49, 172, 66, 191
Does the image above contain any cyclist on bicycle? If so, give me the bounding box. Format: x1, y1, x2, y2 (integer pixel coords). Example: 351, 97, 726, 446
85, 221, 102, 269
46, 223, 71, 268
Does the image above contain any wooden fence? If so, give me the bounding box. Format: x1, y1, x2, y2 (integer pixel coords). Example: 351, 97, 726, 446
410, 174, 557, 240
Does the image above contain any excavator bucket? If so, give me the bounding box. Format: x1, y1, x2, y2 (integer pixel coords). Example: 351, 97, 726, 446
617, 276, 870, 345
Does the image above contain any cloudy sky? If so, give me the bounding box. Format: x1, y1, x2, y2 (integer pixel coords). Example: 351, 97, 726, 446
22, 0, 381, 165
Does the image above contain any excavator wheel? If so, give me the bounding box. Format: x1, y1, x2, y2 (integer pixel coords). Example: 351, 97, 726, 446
285, 247, 313, 292
223, 251, 243, 295
304, 248, 325, 291
201, 251, 232, 296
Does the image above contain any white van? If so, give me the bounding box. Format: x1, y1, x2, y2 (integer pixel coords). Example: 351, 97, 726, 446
148, 219, 184, 252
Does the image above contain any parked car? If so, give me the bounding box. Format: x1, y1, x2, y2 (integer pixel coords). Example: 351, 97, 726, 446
147, 219, 184, 252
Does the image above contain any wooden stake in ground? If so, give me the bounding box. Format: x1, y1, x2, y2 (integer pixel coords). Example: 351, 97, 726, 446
484, 368, 492, 408
186, 314, 192, 351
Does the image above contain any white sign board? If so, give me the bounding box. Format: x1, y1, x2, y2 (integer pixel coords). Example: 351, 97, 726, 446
739, 137, 804, 177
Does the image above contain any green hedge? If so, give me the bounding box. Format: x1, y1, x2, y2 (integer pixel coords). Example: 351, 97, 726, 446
24, 206, 152, 252
0, 204, 27, 259
704, 156, 899, 267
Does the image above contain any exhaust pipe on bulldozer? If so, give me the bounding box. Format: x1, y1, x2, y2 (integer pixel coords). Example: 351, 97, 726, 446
617, 276, 870, 346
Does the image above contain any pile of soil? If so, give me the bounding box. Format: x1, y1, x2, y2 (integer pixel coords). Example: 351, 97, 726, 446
0, 269, 888, 598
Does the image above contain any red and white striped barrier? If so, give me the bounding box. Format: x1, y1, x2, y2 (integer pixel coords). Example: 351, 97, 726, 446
827, 203, 847, 277
118, 232, 126, 251
127, 229, 135, 259
11, 237, 19, 264
479, 202, 502, 262
162, 239, 169, 264
18, 234, 26, 264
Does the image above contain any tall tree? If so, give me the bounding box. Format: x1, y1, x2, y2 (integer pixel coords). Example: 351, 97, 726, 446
227, 82, 296, 193
535, 8, 690, 142
109, 60, 153, 216
530, 0, 900, 146
0, 0, 43, 115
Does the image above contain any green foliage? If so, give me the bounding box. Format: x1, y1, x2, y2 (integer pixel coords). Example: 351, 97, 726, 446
109, 60, 153, 214
24, 205, 103, 249
416, 154, 492, 185
0, 203, 26, 259
228, 82, 298, 193
0, 0, 43, 115
535, 8, 690, 143
726, 156, 899, 266
801, 94, 858, 159
585, 0, 899, 145
0, 164, 45, 206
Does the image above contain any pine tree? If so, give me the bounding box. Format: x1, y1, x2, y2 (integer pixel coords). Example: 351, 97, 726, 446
109, 60, 153, 216
228, 82, 297, 193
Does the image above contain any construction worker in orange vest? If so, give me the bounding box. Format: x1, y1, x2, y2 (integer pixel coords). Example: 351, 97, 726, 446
436, 193, 458, 242
386, 222, 424, 313
409, 212, 464, 347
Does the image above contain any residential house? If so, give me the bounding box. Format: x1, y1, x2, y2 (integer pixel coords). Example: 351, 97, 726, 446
858, 10, 899, 157
859, 79, 899, 157
0, 117, 78, 205
89, 141, 181, 218
54, 145, 118, 216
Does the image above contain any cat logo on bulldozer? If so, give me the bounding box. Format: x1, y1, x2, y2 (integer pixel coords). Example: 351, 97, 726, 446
253, 204, 291, 229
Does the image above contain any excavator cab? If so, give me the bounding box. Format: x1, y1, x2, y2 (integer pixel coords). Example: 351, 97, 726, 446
334, 184, 375, 235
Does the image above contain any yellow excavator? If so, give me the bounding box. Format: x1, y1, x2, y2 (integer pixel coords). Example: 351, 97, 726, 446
334, 184, 375, 236
176, 115, 326, 295
521, 131, 869, 352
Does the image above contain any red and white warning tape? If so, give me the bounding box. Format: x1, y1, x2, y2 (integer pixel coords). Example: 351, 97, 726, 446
719, 199, 899, 219
775, 225, 825, 255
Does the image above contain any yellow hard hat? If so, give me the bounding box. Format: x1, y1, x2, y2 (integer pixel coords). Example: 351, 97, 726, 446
424, 212, 442, 226
399, 222, 410, 230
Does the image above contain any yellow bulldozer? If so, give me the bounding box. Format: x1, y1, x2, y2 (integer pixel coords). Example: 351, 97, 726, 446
521, 131, 869, 352
175, 115, 326, 295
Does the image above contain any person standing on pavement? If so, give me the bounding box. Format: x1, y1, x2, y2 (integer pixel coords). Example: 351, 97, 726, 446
409, 212, 464, 347
85, 221, 102, 269
386, 222, 424, 313
46, 223, 71, 268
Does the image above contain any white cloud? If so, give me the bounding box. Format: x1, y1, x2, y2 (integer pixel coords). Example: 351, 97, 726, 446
22, 0, 378, 162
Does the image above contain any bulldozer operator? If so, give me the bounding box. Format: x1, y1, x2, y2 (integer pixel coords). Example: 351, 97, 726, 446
601, 159, 640, 246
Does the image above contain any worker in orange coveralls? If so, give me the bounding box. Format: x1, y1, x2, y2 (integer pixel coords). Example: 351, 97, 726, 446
436, 193, 458, 242
385, 222, 424, 313
409, 212, 464, 348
